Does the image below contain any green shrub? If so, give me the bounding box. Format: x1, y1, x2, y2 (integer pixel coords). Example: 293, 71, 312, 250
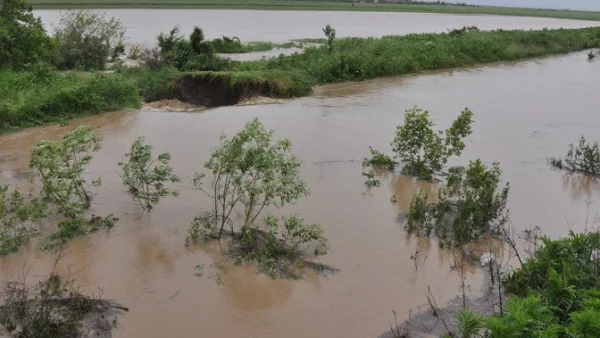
406, 160, 509, 246
549, 136, 600, 176
363, 146, 396, 170
118, 137, 180, 210
54, 10, 126, 70
479, 232, 600, 336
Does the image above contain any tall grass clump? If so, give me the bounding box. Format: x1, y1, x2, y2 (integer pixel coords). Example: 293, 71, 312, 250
0, 70, 141, 132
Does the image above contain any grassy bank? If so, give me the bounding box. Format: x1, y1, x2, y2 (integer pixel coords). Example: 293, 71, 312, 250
0, 70, 141, 133
28, 0, 600, 22
141, 27, 600, 106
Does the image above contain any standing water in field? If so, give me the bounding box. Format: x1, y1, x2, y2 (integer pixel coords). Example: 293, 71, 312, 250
0, 50, 599, 337
35, 10, 600, 45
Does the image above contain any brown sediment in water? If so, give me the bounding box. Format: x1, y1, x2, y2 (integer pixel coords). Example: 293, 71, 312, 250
0, 51, 598, 337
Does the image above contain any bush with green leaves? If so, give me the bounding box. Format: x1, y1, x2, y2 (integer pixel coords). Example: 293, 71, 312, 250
29, 126, 116, 247
549, 136, 600, 177
392, 106, 473, 181
471, 232, 600, 337
187, 119, 330, 278
156, 26, 227, 71
0, 185, 45, 255
363, 146, 396, 170
118, 137, 180, 211
0, 0, 57, 69
407, 160, 509, 247
53, 10, 126, 70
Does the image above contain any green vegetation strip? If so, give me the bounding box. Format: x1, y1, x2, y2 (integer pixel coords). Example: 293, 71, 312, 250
0, 70, 141, 133
28, 0, 600, 22
149, 27, 600, 105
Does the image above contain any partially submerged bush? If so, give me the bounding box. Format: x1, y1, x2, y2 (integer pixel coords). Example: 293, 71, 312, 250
118, 137, 180, 211
406, 160, 509, 247
0, 185, 45, 255
0, 273, 128, 338
53, 10, 126, 70
363, 146, 396, 170
392, 107, 473, 181
188, 119, 331, 278
549, 136, 600, 176
30, 126, 116, 247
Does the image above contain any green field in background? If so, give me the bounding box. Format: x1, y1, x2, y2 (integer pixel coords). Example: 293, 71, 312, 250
28, 0, 600, 22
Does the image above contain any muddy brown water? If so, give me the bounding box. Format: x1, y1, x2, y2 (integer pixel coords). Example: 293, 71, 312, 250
1, 52, 600, 337
35, 9, 600, 45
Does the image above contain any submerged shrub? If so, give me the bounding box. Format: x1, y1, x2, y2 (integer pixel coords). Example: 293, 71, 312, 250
363, 146, 396, 170
392, 106, 473, 181
29, 126, 116, 247
0, 185, 45, 255
188, 119, 330, 278
406, 160, 509, 247
118, 137, 180, 211
549, 136, 600, 176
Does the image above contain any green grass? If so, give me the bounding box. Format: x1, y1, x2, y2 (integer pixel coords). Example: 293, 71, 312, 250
28, 0, 600, 21
233, 26, 600, 86
0, 70, 141, 133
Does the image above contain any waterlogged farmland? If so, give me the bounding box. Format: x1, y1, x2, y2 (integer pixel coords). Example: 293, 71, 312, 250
2, 3, 600, 338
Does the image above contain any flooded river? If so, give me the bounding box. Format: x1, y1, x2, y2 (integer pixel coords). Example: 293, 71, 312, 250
35, 9, 600, 45
1, 50, 600, 337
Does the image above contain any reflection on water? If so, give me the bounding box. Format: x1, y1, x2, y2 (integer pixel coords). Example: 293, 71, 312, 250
562, 173, 600, 200
0, 52, 599, 337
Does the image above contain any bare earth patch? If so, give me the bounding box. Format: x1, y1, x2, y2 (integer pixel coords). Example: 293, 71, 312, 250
237, 96, 284, 106
142, 100, 205, 112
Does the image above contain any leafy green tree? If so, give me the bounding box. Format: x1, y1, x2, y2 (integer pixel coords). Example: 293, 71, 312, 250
0, 185, 45, 255
53, 10, 126, 70
392, 106, 473, 181
118, 137, 180, 211
0, 0, 56, 69
190, 118, 308, 241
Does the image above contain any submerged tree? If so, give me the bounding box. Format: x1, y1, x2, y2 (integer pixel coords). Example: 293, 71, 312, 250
30, 126, 116, 248
392, 106, 473, 181
549, 135, 600, 177
118, 137, 180, 211
188, 119, 331, 278
407, 159, 509, 247
0, 185, 45, 255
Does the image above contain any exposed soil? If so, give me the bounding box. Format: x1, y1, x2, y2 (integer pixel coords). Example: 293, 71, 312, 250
142, 99, 205, 112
